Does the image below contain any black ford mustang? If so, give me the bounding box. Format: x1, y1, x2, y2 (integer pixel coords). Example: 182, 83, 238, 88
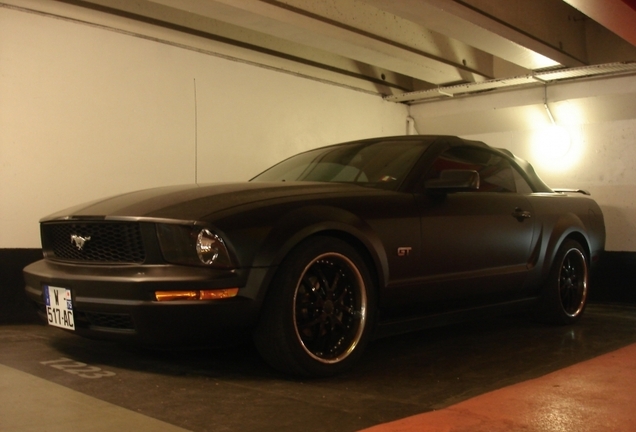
24, 135, 605, 376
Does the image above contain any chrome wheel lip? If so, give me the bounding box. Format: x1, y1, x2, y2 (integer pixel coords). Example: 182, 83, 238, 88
292, 252, 367, 365
559, 247, 588, 318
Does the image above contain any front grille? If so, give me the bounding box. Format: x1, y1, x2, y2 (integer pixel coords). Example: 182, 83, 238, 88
42, 222, 146, 263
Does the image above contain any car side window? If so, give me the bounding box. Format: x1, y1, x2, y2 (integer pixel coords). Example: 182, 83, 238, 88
427, 147, 517, 193
512, 168, 534, 194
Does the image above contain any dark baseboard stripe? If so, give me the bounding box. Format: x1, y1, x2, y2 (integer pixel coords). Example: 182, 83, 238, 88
0, 249, 43, 323
590, 251, 636, 303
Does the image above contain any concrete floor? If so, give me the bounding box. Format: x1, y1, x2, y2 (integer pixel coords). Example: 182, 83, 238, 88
362, 343, 636, 432
1, 303, 635, 431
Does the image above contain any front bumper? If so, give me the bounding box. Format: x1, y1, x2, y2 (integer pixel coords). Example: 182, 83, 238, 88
23, 259, 269, 346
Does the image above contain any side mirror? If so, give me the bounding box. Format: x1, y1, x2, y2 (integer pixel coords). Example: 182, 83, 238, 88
425, 169, 480, 192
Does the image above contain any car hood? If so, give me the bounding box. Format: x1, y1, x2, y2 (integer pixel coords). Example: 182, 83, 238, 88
42, 182, 380, 222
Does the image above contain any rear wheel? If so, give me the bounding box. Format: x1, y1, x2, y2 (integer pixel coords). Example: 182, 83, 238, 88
253, 236, 375, 377
537, 239, 589, 325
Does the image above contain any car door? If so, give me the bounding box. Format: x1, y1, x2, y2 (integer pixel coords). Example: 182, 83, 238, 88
400, 145, 537, 315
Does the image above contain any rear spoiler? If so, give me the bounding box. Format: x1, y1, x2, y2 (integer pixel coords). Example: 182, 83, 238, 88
553, 189, 591, 196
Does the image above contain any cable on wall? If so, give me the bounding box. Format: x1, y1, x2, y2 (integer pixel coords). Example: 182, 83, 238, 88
543, 84, 556, 125
194, 78, 198, 184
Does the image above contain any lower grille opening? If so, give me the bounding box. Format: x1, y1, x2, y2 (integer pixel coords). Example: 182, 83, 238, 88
34, 302, 136, 333
75, 311, 136, 331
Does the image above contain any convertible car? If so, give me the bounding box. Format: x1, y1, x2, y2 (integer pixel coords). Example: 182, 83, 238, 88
24, 135, 605, 376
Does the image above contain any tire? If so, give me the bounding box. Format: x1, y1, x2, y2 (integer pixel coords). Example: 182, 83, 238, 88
537, 239, 589, 325
253, 236, 376, 377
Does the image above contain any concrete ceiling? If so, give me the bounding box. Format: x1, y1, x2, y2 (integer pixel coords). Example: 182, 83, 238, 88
70, 0, 636, 100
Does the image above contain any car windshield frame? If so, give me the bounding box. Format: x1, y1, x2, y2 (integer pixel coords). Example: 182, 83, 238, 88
251, 140, 431, 191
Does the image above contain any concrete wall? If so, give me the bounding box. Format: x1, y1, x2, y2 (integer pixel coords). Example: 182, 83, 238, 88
409, 74, 636, 252
0, 0, 408, 249
3, 2, 635, 252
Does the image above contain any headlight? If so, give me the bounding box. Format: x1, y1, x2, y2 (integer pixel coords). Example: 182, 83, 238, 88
196, 229, 225, 265
157, 224, 233, 268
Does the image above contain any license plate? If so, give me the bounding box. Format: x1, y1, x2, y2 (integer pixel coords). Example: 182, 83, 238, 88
44, 286, 75, 330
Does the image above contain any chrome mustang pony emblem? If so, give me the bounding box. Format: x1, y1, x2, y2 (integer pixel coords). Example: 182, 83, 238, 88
70, 234, 91, 250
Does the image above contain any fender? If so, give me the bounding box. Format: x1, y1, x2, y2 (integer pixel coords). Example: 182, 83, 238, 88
538, 211, 591, 282
252, 204, 389, 292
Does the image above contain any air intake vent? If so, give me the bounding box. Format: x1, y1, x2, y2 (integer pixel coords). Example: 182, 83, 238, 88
78, 311, 136, 331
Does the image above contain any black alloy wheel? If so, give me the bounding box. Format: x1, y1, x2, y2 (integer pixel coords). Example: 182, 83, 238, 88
558, 247, 588, 318
293, 252, 367, 364
253, 236, 375, 377
538, 239, 589, 325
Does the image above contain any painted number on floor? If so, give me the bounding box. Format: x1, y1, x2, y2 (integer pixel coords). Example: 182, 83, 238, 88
41, 358, 116, 379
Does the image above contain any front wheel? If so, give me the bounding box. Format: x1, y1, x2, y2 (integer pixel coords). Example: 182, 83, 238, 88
537, 239, 589, 325
253, 236, 376, 377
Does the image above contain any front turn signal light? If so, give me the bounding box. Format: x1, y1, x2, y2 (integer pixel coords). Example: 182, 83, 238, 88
155, 288, 239, 302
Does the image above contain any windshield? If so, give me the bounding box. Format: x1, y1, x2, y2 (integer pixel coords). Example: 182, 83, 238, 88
251, 140, 429, 190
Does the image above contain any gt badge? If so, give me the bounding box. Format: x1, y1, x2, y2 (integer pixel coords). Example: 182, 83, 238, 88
397, 247, 412, 257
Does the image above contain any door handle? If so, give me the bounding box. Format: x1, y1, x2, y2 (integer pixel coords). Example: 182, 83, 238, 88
512, 207, 531, 221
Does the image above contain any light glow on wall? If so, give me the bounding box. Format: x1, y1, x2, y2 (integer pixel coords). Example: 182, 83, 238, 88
531, 101, 584, 172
